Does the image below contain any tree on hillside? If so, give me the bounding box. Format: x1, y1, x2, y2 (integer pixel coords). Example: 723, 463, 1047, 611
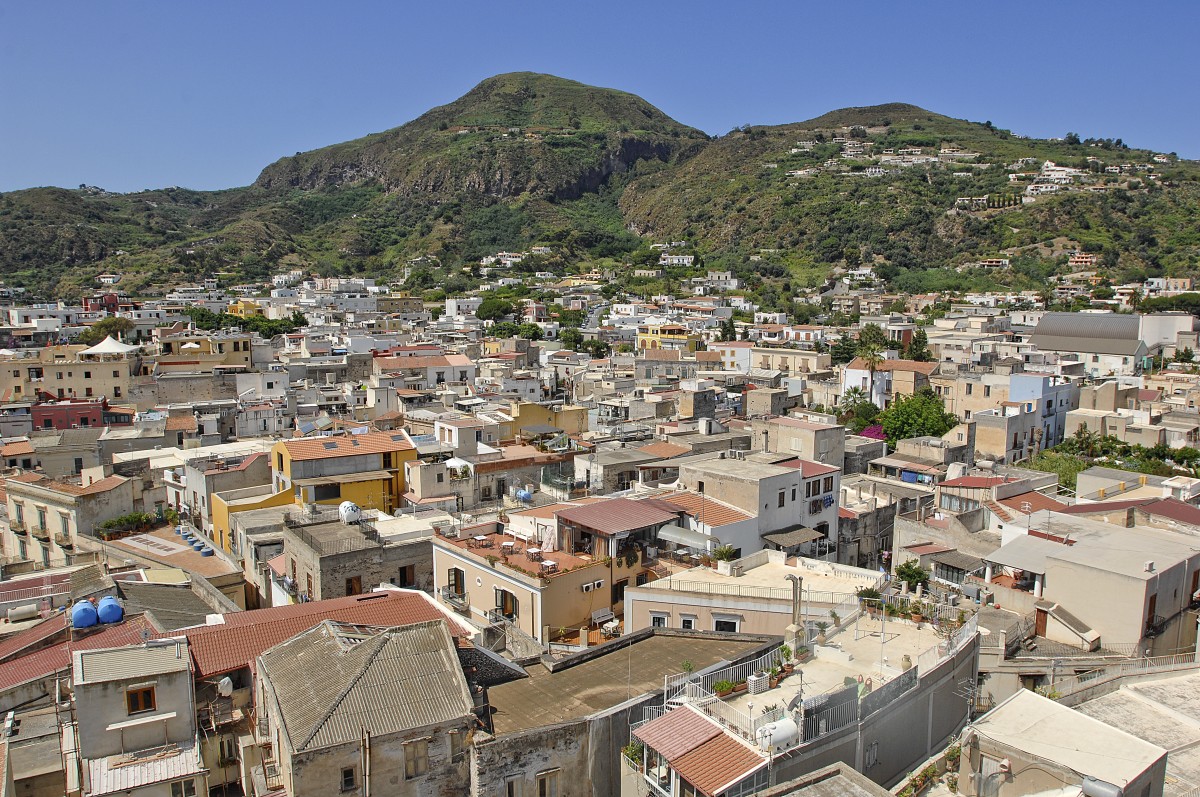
904, 327, 931, 362
581, 338, 610, 358
878, 389, 958, 445
559, 329, 583, 350
858, 323, 888, 349
830, 336, 858, 365
475, 298, 514, 322
1175, 347, 1195, 364
490, 322, 520, 338
517, 323, 543, 341
78, 316, 136, 346
718, 317, 737, 342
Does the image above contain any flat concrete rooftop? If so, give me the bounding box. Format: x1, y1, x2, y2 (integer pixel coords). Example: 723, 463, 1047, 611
487, 632, 768, 735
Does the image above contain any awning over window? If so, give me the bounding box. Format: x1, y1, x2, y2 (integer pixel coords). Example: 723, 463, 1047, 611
657, 523, 715, 549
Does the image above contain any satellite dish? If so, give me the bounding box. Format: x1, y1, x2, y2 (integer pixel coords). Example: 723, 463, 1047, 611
217, 676, 234, 697
140, 628, 151, 641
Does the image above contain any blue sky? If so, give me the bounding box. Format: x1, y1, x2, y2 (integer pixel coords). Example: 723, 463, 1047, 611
1, 0, 1196, 193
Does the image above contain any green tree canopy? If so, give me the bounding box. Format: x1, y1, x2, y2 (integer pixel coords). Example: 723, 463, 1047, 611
878, 389, 958, 445
490, 321, 521, 338
475, 298, 514, 322
857, 323, 888, 349
517, 323, 544, 341
830, 335, 859, 365
559, 328, 584, 350
904, 327, 931, 362
895, 560, 930, 589
77, 316, 136, 346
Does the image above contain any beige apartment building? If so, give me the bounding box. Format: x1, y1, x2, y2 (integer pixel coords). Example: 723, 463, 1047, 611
0, 343, 143, 403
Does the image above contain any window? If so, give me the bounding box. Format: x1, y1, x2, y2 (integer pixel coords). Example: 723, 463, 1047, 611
449, 729, 465, 762
36, 508, 46, 530
613, 578, 627, 604
341, 767, 356, 791
536, 770, 560, 797
791, 487, 797, 501
113, 370, 120, 378
345, 576, 362, 596
823, 476, 834, 493
171, 780, 197, 797
448, 568, 465, 596
778, 490, 786, 508
495, 588, 518, 620
404, 738, 429, 779
650, 613, 669, 628
697, 480, 704, 494
41, 546, 49, 566
306, 574, 313, 598
14, 503, 22, 525
59, 514, 69, 535
714, 617, 740, 633
83, 371, 91, 379
436, 472, 444, 483
681, 616, 696, 631
398, 564, 415, 588
984, 385, 991, 397
506, 778, 522, 797
965, 383, 972, 395
126, 686, 156, 714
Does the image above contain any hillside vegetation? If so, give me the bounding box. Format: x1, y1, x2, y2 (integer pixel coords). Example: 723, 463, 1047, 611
1, 75, 1197, 301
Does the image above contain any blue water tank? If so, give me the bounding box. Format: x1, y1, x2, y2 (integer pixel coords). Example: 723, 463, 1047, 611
174, 525, 184, 536
201, 547, 214, 557
192, 541, 205, 551
516, 489, 533, 502
71, 601, 98, 628
97, 595, 124, 624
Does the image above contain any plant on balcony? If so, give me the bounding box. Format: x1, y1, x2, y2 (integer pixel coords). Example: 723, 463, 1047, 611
945, 742, 961, 769
795, 645, 811, 662
830, 610, 840, 628
712, 544, 737, 562
731, 678, 748, 693
909, 602, 926, 623
815, 621, 829, 644
713, 679, 734, 697
622, 741, 644, 769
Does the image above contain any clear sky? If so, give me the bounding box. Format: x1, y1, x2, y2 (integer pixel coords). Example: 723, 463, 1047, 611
2, 0, 1196, 193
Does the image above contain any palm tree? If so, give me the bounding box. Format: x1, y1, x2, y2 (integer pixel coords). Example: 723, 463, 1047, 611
857, 342, 885, 404
840, 387, 868, 415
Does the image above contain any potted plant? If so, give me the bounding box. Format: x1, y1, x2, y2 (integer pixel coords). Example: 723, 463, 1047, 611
884, 602, 901, 619
769, 666, 782, 688
795, 645, 811, 663
680, 660, 695, 680
732, 678, 748, 694
713, 679, 735, 697
910, 602, 925, 623
778, 644, 794, 672
815, 621, 829, 645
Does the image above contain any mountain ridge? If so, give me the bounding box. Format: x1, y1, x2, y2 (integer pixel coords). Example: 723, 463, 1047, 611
0, 73, 1196, 302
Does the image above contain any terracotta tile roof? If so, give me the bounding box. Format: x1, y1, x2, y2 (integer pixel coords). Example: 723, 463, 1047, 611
0, 440, 33, 457
996, 492, 1068, 516
555, 497, 678, 535
1139, 497, 1200, 526
773, 458, 840, 478
282, 431, 413, 461
904, 543, 954, 556
846, 357, 938, 375
695, 351, 722, 363
636, 441, 690, 460
76, 475, 129, 496
648, 492, 752, 527
165, 415, 198, 432
672, 731, 766, 796
1058, 498, 1152, 514
634, 706, 720, 759
171, 591, 460, 678
0, 614, 156, 691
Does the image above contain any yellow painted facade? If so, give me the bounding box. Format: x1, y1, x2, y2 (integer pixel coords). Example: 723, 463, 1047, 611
227, 299, 266, 318
211, 487, 293, 553
509, 401, 589, 440
637, 324, 701, 352
269, 437, 417, 513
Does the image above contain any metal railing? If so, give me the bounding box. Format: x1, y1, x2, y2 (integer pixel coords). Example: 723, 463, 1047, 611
439, 586, 469, 611
641, 576, 857, 607
664, 646, 784, 701
1050, 651, 1200, 700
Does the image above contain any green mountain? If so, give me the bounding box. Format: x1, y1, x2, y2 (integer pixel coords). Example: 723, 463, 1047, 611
1, 74, 1197, 302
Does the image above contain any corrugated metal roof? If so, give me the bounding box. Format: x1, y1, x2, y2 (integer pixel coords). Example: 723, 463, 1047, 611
555, 497, 677, 535
259, 620, 473, 751
86, 738, 205, 796
74, 639, 189, 684
1029, 313, 1144, 356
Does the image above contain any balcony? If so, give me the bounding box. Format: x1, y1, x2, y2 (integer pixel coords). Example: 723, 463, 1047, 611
9, 520, 27, 536
439, 586, 469, 612
54, 532, 72, 548
30, 525, 50, 542
487, 608, 517, 625
1145, 614, 1168, 638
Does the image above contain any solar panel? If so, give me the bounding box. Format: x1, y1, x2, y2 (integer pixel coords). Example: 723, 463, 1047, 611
323, 441, 338, 450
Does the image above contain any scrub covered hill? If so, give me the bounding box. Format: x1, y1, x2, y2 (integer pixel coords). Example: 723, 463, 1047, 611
0, 75, 1197, 302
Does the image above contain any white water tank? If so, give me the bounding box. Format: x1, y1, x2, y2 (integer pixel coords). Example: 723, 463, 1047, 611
756, 717, 800, 754
339, 501, 362, 524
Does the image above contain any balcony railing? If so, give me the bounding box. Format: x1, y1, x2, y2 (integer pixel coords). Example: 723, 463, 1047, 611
54, 533, 72, 548
9, 520, 27, 535
487, 608, 517, 625
439, 586, 469, 611
30, 525, 50, 541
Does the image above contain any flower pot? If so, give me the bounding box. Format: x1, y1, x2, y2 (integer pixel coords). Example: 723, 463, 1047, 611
782, 663, 794, 673
910, 613, 923, 623
716, 687, 732, 697
732, 683, 748, 694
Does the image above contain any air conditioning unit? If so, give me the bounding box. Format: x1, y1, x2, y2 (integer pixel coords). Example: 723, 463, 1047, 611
582, 583, 593, 593
593, 580, 605, 589
747, 673, 770, 695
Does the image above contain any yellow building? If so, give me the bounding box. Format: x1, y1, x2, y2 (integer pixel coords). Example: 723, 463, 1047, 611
270, 431, 417, 512
508, 401, 589, 441
637, 323, 702, 352
211, 484, 295, 554
227, 299, 266, 318
157, 329, 255, 374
